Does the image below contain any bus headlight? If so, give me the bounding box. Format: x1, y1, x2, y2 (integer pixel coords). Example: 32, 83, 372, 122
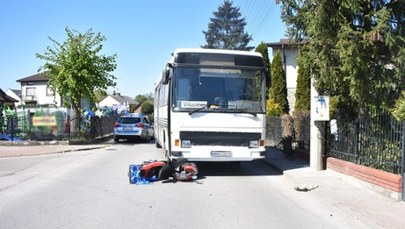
181, 140, 192, 148
249, 140, 259, 148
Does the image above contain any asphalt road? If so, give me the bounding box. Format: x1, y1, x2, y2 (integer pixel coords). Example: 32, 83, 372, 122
0, 141, 368, 229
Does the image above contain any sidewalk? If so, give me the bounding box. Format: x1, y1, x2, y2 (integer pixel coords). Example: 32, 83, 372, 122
265, 147, 405, 229
0, 141, 109, 157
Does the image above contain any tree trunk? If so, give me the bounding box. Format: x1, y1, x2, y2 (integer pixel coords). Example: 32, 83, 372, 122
70, 108, 81, 137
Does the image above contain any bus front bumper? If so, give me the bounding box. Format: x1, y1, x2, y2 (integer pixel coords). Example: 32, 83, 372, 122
170, 146, 266, 162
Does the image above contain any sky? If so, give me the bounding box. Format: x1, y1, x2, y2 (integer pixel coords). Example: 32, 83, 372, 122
0, 0, 287, 97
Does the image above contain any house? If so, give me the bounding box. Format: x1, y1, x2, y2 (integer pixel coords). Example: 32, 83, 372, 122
0, 88, 18, 107
16, 73, 63, 108
267, 39, 308, 113
98, 92, 138, 113
5, 89, 22, 107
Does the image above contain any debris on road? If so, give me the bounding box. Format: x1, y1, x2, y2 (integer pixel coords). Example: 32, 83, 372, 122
294, 184, 319, 192
128, 159, 199, 185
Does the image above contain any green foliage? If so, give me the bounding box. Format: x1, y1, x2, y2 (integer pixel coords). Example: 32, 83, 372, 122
279, 0, 405, 112
255, 42, 271, 93
269, 52, 289, 114
94, 89, 107, 102
141, 100, 154, 115
392, 90, 405, 121
266, 99, 283, 116
36, 27, 117, 114
129, 104, 136, 113
202, 0, 252, 50
135, 93, 154, 104
294, 55, 310, 111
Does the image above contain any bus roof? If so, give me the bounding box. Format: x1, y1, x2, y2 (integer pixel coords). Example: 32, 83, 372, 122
172, 48, 263, 57
168, 48, 264, 67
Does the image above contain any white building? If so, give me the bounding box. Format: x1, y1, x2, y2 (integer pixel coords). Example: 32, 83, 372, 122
5, 89, 22, 107
267, 39, 308, 114
16, 73, 63, 108
98, 92, 138, 113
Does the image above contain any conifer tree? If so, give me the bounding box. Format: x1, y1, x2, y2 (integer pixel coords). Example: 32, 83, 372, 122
255, 42, 271, 93
294, 54, 310, 111
202, 0, 252, 50
269, 52, 289, 114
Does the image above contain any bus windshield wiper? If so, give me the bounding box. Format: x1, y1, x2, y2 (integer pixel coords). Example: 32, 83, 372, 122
189, 105, 257, 117
188, 104, 210, 115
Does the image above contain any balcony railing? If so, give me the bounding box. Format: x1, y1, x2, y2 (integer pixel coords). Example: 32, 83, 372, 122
22, 95, 37, 101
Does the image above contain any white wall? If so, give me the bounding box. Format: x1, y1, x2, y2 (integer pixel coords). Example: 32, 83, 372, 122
21, 81, 62, 107
98, 96, 120, 108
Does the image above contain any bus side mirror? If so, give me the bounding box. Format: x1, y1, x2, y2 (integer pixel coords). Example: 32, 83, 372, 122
161, 64, 173, 85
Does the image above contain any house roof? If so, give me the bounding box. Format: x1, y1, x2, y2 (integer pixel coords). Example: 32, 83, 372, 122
10, 89, 21, 98
109, 94, 138, 105
16, 72, 48, 82
266, 39, 308, 49
0, 89, 18, 102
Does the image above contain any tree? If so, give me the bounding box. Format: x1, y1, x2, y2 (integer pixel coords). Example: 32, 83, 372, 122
135, 93, 154, 104
141, 100, 154, 115
269, 52, 289, 114
202, 0, 252, 50
278, 0, 405, 114
255, 42, 272, 94
94, 89, 108, 102
294, 52, 310, 111
36, 27, 117, 132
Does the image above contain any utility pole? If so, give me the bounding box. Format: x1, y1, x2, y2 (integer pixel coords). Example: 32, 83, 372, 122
310, 78, 329, 170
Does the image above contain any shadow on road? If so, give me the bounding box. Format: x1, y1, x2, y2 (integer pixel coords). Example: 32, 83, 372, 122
196, 160, 282, 178
111, 139, 156, 145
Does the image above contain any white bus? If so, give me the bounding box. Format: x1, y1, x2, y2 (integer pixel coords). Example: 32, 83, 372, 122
154, 48, 269, 162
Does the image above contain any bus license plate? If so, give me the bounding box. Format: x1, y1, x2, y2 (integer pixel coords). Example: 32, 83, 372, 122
211, 151, 232, 157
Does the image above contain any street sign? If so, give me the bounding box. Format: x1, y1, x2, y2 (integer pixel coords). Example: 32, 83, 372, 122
312, 96, 330, 121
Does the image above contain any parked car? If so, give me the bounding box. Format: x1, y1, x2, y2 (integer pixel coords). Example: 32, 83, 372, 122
113, 113, 153, 142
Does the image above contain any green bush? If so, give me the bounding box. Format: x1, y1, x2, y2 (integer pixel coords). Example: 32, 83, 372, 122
266, 99, 283, 116
392, 90, 405, 121
141, 100, 154, 114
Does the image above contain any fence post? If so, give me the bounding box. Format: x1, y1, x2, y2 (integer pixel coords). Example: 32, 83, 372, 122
401, 120, 405, 201
67, 115, 71, 143
11, 116, 14, 142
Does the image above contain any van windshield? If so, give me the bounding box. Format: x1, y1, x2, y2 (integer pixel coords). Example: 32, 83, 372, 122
172, 67, 265, 113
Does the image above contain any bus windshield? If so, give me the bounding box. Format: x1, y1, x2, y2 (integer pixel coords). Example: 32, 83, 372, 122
172, 67, 265, 113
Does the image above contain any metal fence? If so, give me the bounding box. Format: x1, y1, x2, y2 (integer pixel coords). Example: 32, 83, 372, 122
265, 116, 283, 147
0, 108, 119, 143
68, 115, 118, 143
328, 109, 404, 174
265, 113, 311, 151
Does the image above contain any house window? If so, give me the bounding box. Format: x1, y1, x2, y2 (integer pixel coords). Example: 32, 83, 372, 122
47, 86, 54, 96
26, 87, 36, 96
